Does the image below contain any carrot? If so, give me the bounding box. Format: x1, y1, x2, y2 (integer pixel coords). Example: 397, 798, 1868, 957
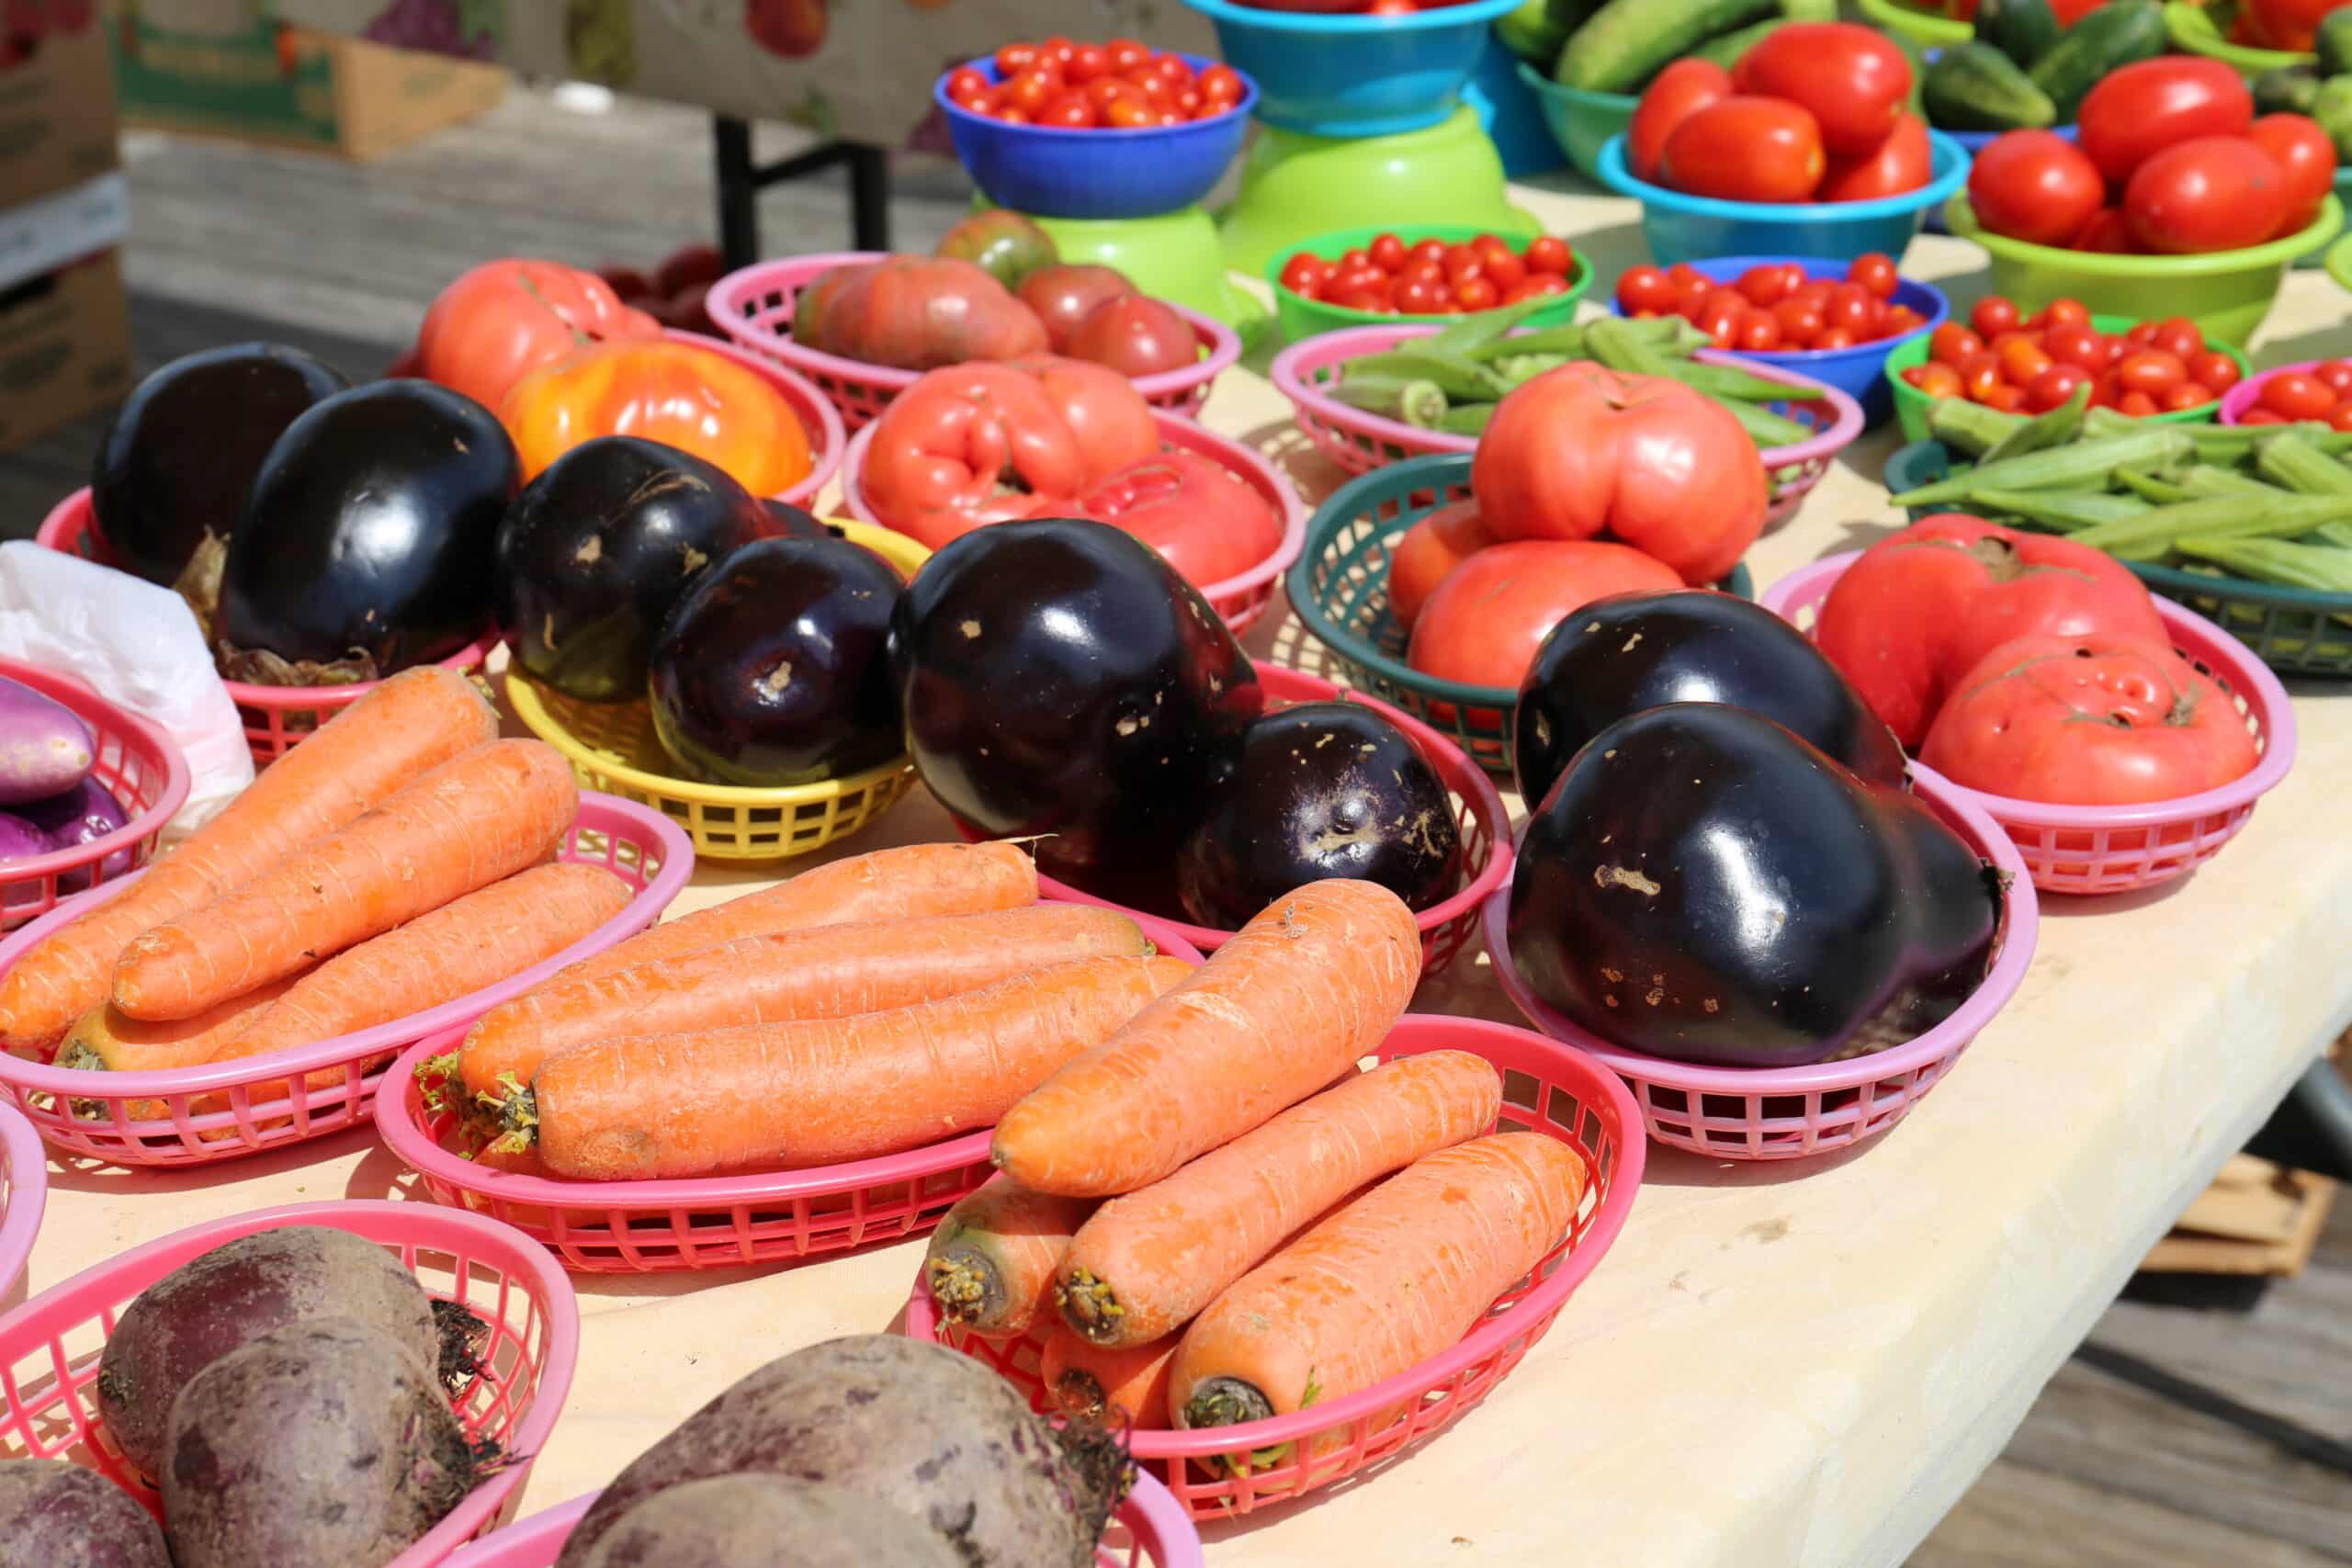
990, 881, 1422, 1198
1038, 1326, 1180, 1430
110, 740, 577, 1022
552, 840, 1036, 988
454, 903, 1147, 1104
52, 972, 311, 1122
0, 667, 495, 1053
1057, 1051, 1502, 1348
502, 953, 1192, 1180
924, 1177, 1096, 1340
1167, 1132, 1586, 1455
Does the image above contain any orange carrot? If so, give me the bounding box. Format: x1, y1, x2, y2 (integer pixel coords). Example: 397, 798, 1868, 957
553, 840, 1036, 988
0, 667, 495, 1053
1039, 1325, 1180, 1430
52, 971, 312, 1122
990, 881, 1421, 1198
455, 903, 1147, 1104
111, 740, 577, 1022
1058, 1051, 1502, 1348
506, 953, 1191, 1180
924, 1177, 1096, 1341
1167, 1133, 1586, 1451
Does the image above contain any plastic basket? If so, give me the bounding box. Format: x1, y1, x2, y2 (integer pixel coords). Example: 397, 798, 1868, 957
375, 907, 1206, 1274
0, 795, 692, 1168
1283, 452, 1756, 776
840, 412, 1306, 639
1884, 315, 2245, 443
0, 1201, 577, 1566
1263, 223, 1585, 344
2218, 358, 2343, 424
1486, 765, 2038, 1158
903, 1012, 1643, 1518
1763, 553, 2298, 895
441, 1470, 1204, 1568
706, 254, 1241, 431
0, 660, 190, 931
0, 1101, 42, 1302
505, 522, 926, 864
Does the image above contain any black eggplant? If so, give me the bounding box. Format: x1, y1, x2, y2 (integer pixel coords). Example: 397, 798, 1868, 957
215, 381, 516, 684
496, 436, 820, 702
1512, 590, 1907, 808
890, 517, 1261, 909
1508, 704, 2002, 1069
1176, 702, 1461, 929
91, 344, 348, 592
650, 536, 904, 787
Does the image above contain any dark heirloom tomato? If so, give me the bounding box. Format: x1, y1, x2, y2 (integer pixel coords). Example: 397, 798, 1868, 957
1069, 448, 1283, 588
1067, 295, 1197, 378
791, 256, 1047, 369
1018, 264, 1136, 354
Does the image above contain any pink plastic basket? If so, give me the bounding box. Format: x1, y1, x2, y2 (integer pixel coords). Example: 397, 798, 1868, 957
1762, 554, 2298, 895
0, 660, 190, 931
2218, 359, 2326, 424
706, 252, 1242, 430
839, 412, 1307, 637
1483, 765, 2039, 1159
904, 1012, 1643, 1519
0, 795, 692, 1169
663, 328, 847, 509
1272, 326, 1864, 525
0, 1201, 578, 1567
375, 907, 1207, 1273
0, 1102, 43, 1302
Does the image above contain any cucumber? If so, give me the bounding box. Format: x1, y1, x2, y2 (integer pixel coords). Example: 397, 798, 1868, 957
1555, 0, 1774, 93
2254, 64, 2323, 118
2315, 75, 2352, 164
1925, 42, 2057, 131
1497, 0, 1569, 69
2028, 0, 2164, 123
1974, 0, 2059, 68
1690, 17, 1789, 72
2320, 10, 2352, 77
1774, 0, 1835, 18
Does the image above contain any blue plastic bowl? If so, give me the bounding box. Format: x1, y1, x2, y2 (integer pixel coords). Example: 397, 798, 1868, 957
935, 56, 1255, 220
1596, 130, 1972, 268
1464, 35, 1564, 180
1604, 255, 1949, 427
1181, 0, 1521, 138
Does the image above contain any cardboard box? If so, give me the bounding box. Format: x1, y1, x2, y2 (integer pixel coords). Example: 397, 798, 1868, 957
0, 12, 123, 211
0, 248, 132, 453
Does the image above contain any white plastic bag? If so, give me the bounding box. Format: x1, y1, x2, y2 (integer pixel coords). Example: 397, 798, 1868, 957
0, 541, 254, 833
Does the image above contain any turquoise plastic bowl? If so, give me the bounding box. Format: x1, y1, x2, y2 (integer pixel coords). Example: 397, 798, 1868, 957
1181, 0, 1520, 138
1597, 130, 1971, 268
1514, 62, 1632, 187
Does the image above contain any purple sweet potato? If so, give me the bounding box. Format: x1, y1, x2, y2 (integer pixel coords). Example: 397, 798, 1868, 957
16, 780, 132, 891
0, 813, 48, 868
0, 677, 93, 807
576, 1475, 961, 1568
556, 1336, 1125, 1568
160, 1319, 479, 1568
0, 1459, 171, 1568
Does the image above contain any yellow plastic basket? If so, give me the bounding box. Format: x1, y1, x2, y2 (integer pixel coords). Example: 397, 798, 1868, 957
507, 522, 930, 863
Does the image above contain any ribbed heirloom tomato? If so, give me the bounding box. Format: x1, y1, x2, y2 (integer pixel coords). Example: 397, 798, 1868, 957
1659, 96, 1826, 203
415, 259, 662, 413
500, 339, 812, 494
1065, 448, 1282, 587
1733, 22, 1913, 155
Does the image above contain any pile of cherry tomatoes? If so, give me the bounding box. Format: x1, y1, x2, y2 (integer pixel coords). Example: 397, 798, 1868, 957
1898, 296, 2242, 417
2235, 363, 2352, 430
1276, 232, 1580, 316
1613, 254, 1926, 354
944, 38, 1248, 130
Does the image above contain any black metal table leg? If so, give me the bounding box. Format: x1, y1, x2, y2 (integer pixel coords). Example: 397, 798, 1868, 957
709, 117, 893, 265
713, 116, 760, 271
848, 142, 891, 253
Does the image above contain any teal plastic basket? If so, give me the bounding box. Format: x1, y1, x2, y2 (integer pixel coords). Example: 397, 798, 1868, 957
1284, 453, 1755, 777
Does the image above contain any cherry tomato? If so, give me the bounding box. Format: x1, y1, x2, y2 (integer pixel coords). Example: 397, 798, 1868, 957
1930, 324, 1984, 367
2125, 137, 2291, 255
1396, 277, 1453, 315
1524, 272, 1571, 297
2104, 335, 2129, 366
1444, 248, 1486, 287
1065, 44, 1107, 84
1098, 96, 1150, 127
1408, 239, 1449, 268
2331, 403, 2352, 433
1002, 69, 1058, 115
1772, 299, 1825, 344
1693, 297, 1745, 344
1823, 283, 1876, 337
2072, 207, 2140, 254
1199, 63, 1244, 107
2239, 407, 2289, 425
2116, 349, 2187, 396
1736, 264, 1796, 306
1481, 250, 1528, 291
2162, 382, 2215, 412
1659, 96, 1827, 203
1123, 64, 1173, 100
2247, 113, 2336, 235
1396, 261, 1446, 291
994, 107, 1032, 124
1905, 362, 1963, 398
1967, 130, 2105, 246
2125, 321, 2159, 346
1616, 265, 1678, 315
1453, 276, 1498, 312
994, 42, 1040, 75
1105, 37, 1149, 73
1036, 35, 1077, 67
1368, 232, 1408, 272
1152, 52, 1192, 83
2186, 350, 2241, 392
2314, 359, 2352, 395
2042, 298, 2092, 331
1501, 277, 1557, 305
1958, 351, 2004, 400
2076, 57, 2254, 185
1084, 76, 1135, 108
2151, 317, 2203, 359
1883, 304, 1927, 336
1970, 296, 2020, 339
1038, 93, 1093, 129
1733, 309, 1782, 353
2042, 324, 2106, 371
1849, 253, 1900, 300
2261, 370, 2337, 420
1981, 382, 2028, 412
1329, 287, 1386, 313
1279, 253, 1333, 298
1811, 327, 1855, 351
2117, 389, 2161, 418
1177, 88, 1204, 116
1525, 236, 1574, 276
1997, 338, 2054, 383
2028, 363, 2091, 412
946, 66, 991, 103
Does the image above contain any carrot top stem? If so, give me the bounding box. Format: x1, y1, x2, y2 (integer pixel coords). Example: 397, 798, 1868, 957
481, 1072, 538, 1156
1059, 1267, 1127, 1342
924, 1247, 1003, 1327
1056, 1368, 1112, 1419
1185, 1377, 1278, 1430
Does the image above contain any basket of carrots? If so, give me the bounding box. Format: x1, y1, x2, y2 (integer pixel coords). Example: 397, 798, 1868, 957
0, 668, 694, 1168
375, 840, 1209, 1273
902, 883, 1644, 1519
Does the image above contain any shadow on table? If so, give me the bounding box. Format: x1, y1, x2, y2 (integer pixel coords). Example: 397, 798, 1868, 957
2033, 876, 2192, 919
41, 1121, 380, 1197
1634, 1136, 1880, 1190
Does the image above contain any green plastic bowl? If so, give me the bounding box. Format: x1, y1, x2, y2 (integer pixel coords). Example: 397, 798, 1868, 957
1944, 193, 2341, 348
1513, 61, 1634, 187
1265, 223, 1589, 344
2162, 0, 2309, 75
1857, 0, 1973, 48
1882, 314, 2250, 442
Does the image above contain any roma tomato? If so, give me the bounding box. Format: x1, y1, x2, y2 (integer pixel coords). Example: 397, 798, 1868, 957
500, 339, 813, 495
1405, 541, 1683, 691
1068, 448, 1283, 588
1017, 264, 1136, 353
1627, 58, 1733, 184
2242, 0, 2346, 51
2071, 206, 2140, 254
1920, 634, 2260, 806
415, 260, 663, 414
1816, 112, 1932, 202
2246, 113, 2337, 235
1386, 500, 1497, 632
2075, 58, 2253, 185
1659, 96, 1826, 204
1066, 295, 1198, 378
1470, 364, 1766, 585
1967, 130, 2105, 247
859, 363, 1095, 548
1732, 22, 1912, 156
2125, 136, 2290, 255
798, 255, 1048, 369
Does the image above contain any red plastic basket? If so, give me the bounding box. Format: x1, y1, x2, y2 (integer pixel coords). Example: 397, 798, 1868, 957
375, 907, 1208, 1273
1762, 554, 2298, 896
1483, 765, 2040, 1159
705, 252, 1241, 430
0, 795, 693, 1169
839, 412, 1306, 638
0, 1201, 578, 1568
903, 1012, 1643, 1519
0, 1102, 42, 1302
0, 660, 190, 931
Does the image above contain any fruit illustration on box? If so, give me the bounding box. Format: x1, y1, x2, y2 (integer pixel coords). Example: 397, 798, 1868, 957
746, 0, 826, 57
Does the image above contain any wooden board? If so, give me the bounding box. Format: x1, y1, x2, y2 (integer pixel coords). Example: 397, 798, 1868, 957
2144, 1156, 2338, 1277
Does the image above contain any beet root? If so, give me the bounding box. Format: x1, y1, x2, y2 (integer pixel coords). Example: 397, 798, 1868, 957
577, 1475, 963, 1568
0, 1460, 171, 1568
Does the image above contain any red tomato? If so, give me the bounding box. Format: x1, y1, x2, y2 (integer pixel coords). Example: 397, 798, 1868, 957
1736, 264, 1796, 306
2070, 207, 2140, 254
1905, 361, 1963, 398
1482, 250, 1529, 291
2125, 320, 2159, 344
1105, 37, 1148, 72
1772, 299, 1826, 344
2076, 58, 2254, 184
2042, 323, 2107, 370
2188, 349, 2242, 391
946, 66, 991, 106
2261, 370, 2337, 420
1967, 130, 2106, 246
2331, 404, 2352, 432
1883, 303, 1927, 336
1692, 295, 1745, 345
1036, 36, 1077, 67
2150, 315, 2201, 356
2316, 359, 2352, 394
2126, 136, 2290, 254
1817, 113, 1933, 202
2163, 383, 2214, 412
1525, 236, 1575, 276
1069, 448, 1283, 589
1102, 96, 1154, 129
1200, 63, 1245, 107
861, 361, 1112, 547
1469, 364, 1767, 584
1729, 310, 1781, 352
1930, 323, 1984, 365
1066, 44, 1107, 84
2118, 389, 2161, 417
1279, 253, 1332, 298
1627, 58, 1735, 183
1406, 541, 1685, 690
1823, 283, 1877, 337
415, 260, 663, 413
1971, 296, 2020, 338
1850, 253, 1899, 299
1368, 232, 1408, 271
1408, 238, 1449, 268
1980, 381, 2026, 412
1733, 22, 1913, 155
1386, 499, 1496, 631
2246, 113, 2338, 235
1017, 264, 1135, 353
1957, 351, 2004, 400
1396, 277, 1451, 315
2243, 0, 2352, 50
1038, 94, 1093, 129
2117, 350, 2187, 396
1002, 69, 1058, 116
1617, 265, 1678, 314
1066, 295, 1196, 378
1919, 634, 2259, 805
1998, 337, 2055, 383
1454, 276, 1499, 311
1659, 97, 1826, 204
2027, 363, 2090, 412
1443, 247, 1485, 286
2044, 299, 2092, 330
993, 42, 1039, 75
2240, 407, 2290, 425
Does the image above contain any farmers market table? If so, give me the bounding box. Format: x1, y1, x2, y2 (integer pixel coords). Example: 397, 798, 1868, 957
16, 186, 2352, 1568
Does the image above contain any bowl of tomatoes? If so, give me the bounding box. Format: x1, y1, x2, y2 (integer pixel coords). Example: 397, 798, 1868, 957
935, 43, 1254, 220
1181, 0, 1523, 138
1267, 225, 1589, 342
2219, 359, 2352, 426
